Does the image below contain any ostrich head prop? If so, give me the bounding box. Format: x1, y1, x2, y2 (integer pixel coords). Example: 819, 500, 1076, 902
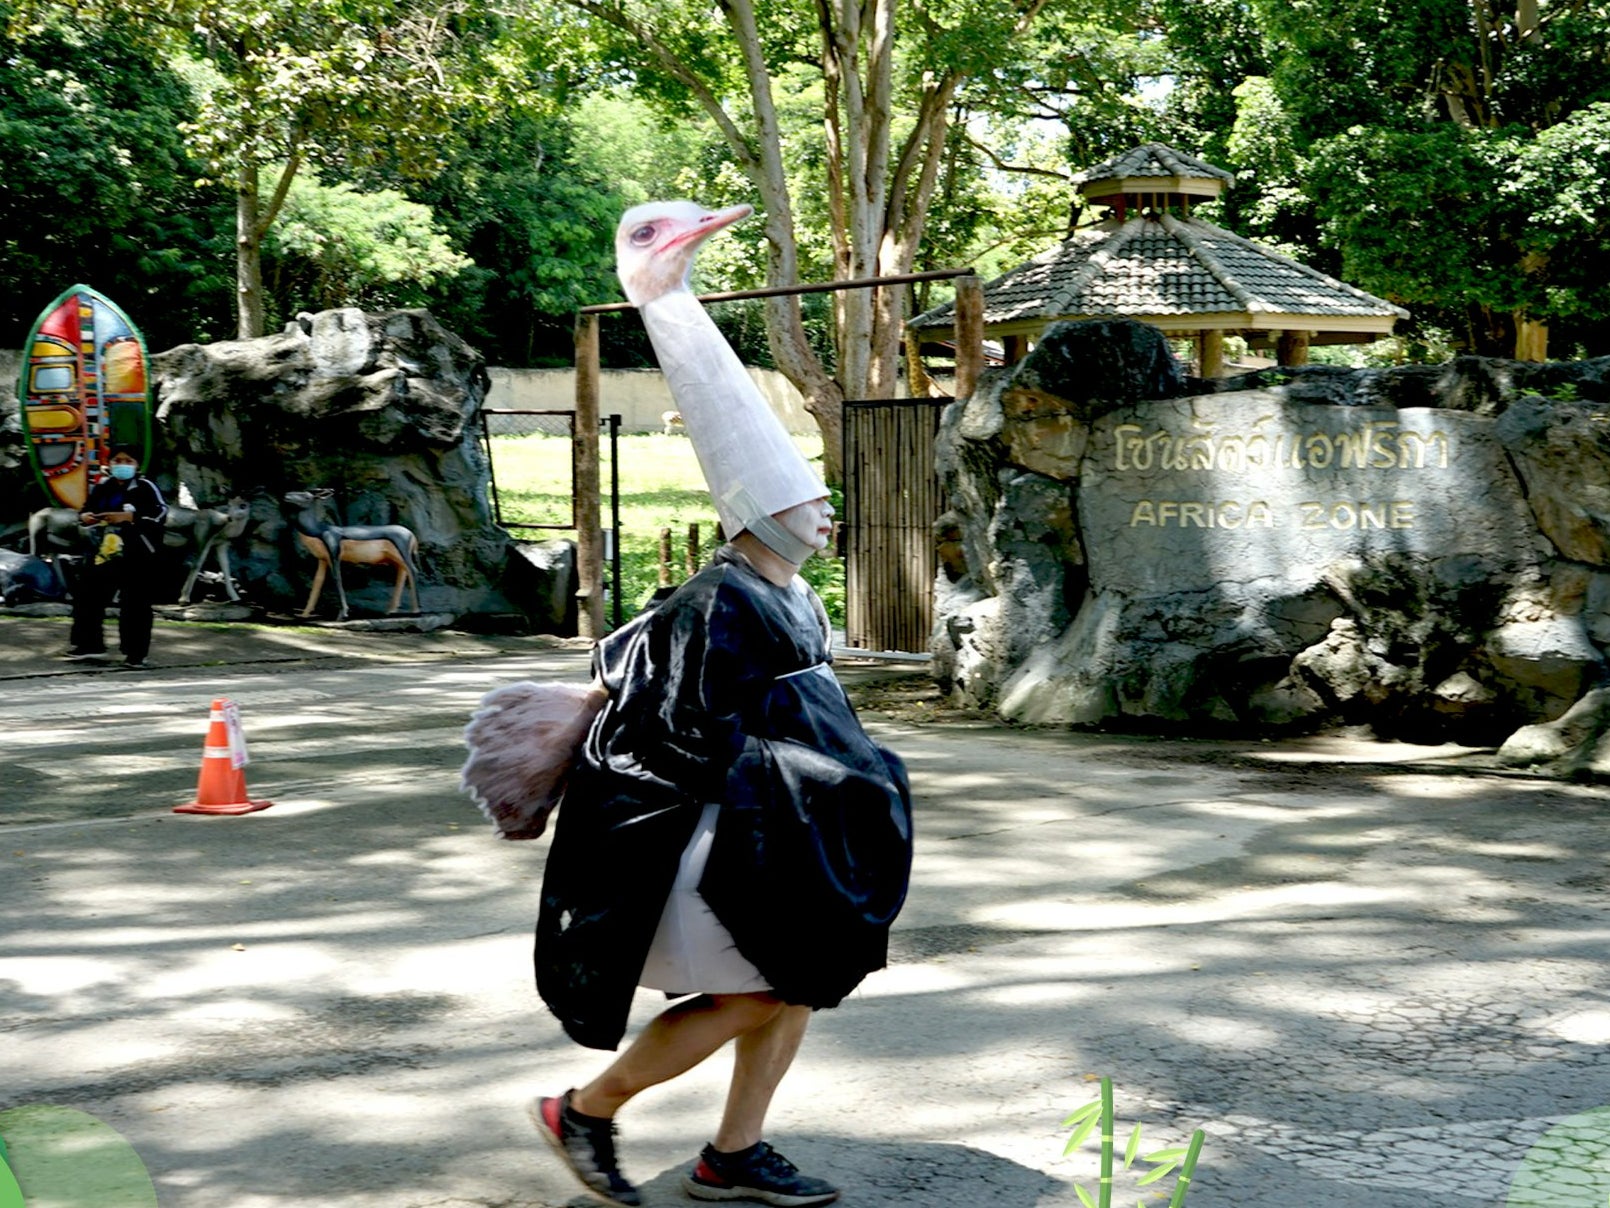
615, 200, 827, 565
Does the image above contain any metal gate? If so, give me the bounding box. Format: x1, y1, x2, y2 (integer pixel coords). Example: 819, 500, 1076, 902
843, 398, 950, 653
480, 408, 625, 629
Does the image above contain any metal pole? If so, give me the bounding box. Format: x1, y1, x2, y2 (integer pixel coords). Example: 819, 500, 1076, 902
479, 408, 504, 529
609, 412, 622, 631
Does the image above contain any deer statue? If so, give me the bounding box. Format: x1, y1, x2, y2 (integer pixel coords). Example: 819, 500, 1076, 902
165, 496, 252, 604
26, 506, 94, 596
27, 507, 90, 557
282, 489, 421, 621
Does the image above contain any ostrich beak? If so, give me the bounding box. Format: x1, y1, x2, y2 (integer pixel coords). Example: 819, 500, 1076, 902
666, 204, 754, 254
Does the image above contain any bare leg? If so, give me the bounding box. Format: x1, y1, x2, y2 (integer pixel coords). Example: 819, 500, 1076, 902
570, 992, 785, 1119
712, 1002, 810, 1152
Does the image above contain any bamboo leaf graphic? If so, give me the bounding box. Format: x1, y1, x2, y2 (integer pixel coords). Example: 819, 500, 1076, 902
1143, 1148, 1187, 1164
1064, 1112, 1102, 1155
1062, 1100, 1104, 1128
1123, 1123, 1143, 1170
1136, 1165, 1174, 1187
1076, 1183, 1097, 1208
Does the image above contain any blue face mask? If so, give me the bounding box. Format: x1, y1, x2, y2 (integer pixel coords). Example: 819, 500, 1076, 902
109, 463, 136, 481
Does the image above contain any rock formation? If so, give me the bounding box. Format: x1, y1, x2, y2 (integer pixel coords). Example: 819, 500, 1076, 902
933, 318, 1610, 773
2, 309, 571, 628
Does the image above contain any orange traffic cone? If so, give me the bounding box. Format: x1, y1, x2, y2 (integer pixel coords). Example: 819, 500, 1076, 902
174, 698, 274, 815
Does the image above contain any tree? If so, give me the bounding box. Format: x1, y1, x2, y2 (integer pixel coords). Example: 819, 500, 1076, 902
11, 0, 526, 339
0, 7, 234, 348
1235, 0, 1610, 358
404, 104, 633, 367
265, 175, 471, 316
549, 0, 1053, 479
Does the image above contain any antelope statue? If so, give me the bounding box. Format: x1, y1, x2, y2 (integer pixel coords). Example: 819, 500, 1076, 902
26, 507, 89, 557
165, 496, 252, 604
282, 489, 420, 621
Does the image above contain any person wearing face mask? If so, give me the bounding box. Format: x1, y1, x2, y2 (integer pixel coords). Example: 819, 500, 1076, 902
65, 446, 168, 669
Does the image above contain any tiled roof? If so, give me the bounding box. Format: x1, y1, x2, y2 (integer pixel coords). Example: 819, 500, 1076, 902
909, 213, 1409, 331
1070, 143, 1235, 188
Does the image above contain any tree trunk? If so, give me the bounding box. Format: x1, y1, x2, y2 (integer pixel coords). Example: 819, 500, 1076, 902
672, 0, 996, 478
1276, 329, 1310, 366
1200, 329, 1225, 378
236, 160, 266, 340
1514, 313, 1548, 361
802, 378, 847, 486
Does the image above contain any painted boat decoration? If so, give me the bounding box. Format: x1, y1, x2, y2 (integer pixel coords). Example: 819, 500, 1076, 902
17, 284, 152, 510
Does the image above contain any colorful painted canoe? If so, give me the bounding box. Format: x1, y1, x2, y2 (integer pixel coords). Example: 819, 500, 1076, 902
17, 285, 152, 510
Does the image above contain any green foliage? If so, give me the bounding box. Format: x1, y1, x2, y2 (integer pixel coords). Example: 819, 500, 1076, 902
0, 7, 234, 347
407, 108, 627, 366
1219, 0, 1610, 355
10, 0, 539, 337
1307, 124, 1505, 307
6, 0, 1610, 366
1506, 102, 1610, 328
163, 0, 509, 183
265, 175, 470, 317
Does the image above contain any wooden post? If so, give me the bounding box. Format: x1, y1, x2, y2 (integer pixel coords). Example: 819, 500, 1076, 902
658, 528, 674, 587
1276, 329, 1310, 367
953, 274, 984, 401
686, 522, 701, 577
1199, 329, 1225, 378
574, 313, 604, 638
1003, 334, 1029, 365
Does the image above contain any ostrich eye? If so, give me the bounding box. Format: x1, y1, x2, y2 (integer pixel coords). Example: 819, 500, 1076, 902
629, 224, 657, 246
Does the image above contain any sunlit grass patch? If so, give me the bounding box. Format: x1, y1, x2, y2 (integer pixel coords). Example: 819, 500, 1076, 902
487, 432, 844, 627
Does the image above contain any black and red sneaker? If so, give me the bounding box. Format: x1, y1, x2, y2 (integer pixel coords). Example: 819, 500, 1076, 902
685, 1140, 840, 1206
529, 1090, 642, 1206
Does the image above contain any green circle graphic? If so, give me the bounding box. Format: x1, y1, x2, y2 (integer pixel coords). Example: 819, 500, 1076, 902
0, 1105, 157, 1208
1508, 1107, 1610, 1208
0, 1146, 24, 1208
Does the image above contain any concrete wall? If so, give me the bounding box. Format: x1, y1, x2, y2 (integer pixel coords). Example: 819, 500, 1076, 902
485, 366, 817, 436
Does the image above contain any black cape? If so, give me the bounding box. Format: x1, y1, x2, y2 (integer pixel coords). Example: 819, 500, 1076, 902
535, 548, 913, 1050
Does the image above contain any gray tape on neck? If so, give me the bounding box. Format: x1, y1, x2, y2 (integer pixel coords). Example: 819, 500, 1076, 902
743, 513, 816, 566
722, 484, 816, 566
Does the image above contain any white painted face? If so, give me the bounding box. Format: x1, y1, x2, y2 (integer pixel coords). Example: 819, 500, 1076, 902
771, 496, 835, 555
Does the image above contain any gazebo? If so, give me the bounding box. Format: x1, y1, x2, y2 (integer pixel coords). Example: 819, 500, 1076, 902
909, 143, 1409, 377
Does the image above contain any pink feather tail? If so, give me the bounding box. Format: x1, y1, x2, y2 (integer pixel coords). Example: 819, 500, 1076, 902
459, 680, 607, 840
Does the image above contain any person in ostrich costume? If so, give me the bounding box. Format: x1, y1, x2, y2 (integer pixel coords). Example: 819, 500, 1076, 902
462, 201, 913, 1207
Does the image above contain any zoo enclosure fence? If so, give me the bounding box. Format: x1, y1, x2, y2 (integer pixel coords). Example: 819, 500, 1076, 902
842, 397, 950, 654
577, 266, 985, 645
478, 406, 625, 630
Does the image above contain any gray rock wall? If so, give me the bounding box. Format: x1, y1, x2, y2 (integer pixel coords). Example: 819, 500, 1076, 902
153, 308, 512, 619
933, 318, 1610, 770
1, 308, 564, 625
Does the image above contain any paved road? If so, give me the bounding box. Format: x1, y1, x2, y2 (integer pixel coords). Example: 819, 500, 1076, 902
2, 613, 1608, 1207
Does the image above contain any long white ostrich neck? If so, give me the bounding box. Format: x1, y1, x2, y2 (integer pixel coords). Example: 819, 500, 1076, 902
638, 286, 824, 562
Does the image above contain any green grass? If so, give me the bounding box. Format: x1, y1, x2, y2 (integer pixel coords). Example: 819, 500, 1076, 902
487, 432, 845, 629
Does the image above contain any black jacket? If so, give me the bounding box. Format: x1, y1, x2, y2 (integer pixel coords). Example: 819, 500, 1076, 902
83, 475, 167, 561
535, 547, 913, 1050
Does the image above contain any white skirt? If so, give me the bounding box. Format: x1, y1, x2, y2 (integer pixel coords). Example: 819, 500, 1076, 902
638, 801, 770, 995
